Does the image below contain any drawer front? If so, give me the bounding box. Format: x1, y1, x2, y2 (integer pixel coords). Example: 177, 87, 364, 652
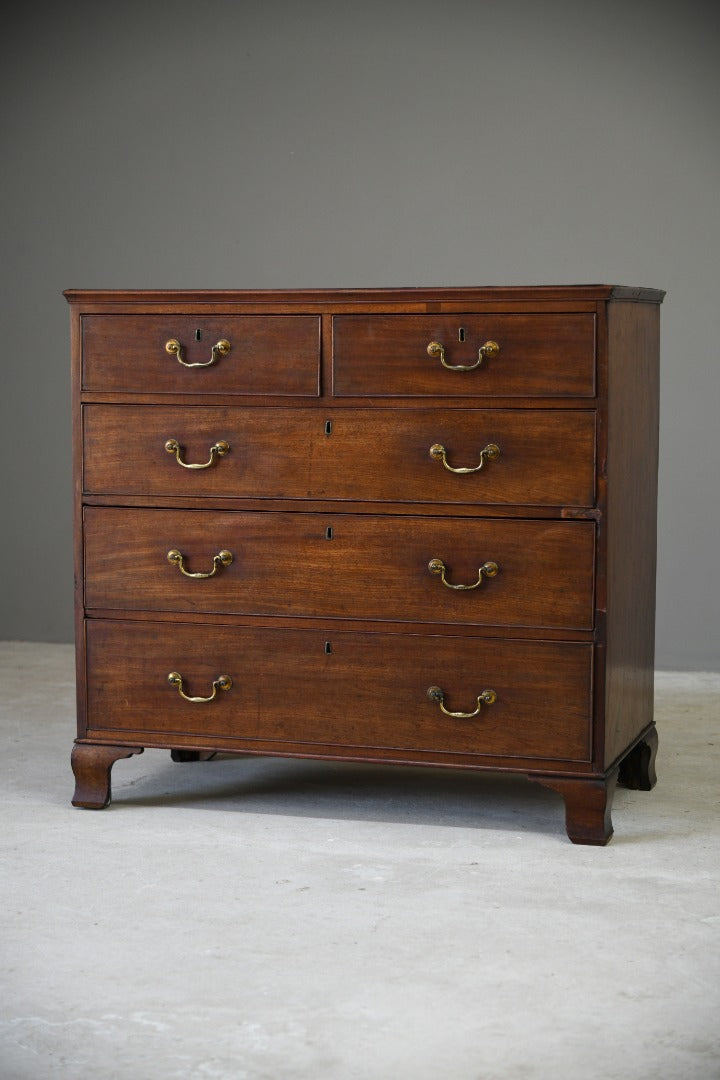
85, 620, 593, 761
82, 315, 320, 396
84, 508, 595, 630
83, 406, 596, 507
333, 313, 595, 397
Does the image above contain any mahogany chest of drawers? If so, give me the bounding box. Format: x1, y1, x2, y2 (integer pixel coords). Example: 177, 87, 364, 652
66, 286, 663, 844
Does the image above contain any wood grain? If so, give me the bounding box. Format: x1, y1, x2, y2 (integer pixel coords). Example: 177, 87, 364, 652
85, 619, 593, 762
533, 772, 617, 845
71, 744, 144, 808
68, 285, 663, 839
84, 507, 595, 630
602, 301, 660, 767
333, 313, 595, 397
82, 314, 320, 396
82, 405, 596, 507
64, 285, 665, 305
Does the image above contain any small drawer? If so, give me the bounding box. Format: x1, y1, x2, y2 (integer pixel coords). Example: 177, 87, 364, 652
85, 620, 593, 762
82, 406, 596, 507
333, 313, 595, 397
82, 314, 320, 396
84, 508, 595, 631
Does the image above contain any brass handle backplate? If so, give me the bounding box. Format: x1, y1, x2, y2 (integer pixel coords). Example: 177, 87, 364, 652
427, 685, 497, 719
167, 672, 232, 703
166, 338, 231, 368
428, 558, 499, 590
165, 438, 230, 469
429, 442, 500, 474
427, 339, 500, 372
167, 549, 233, 579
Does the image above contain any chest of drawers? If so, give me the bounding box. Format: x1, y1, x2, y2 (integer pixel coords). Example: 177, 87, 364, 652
66, 286, 663, 844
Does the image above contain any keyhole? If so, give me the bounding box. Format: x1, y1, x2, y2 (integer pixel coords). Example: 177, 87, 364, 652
325, 526, 333, 540
325, 419, 333, 436
325, 641, 332, 654
458, 327, 466, 342
195, 328, 202, 341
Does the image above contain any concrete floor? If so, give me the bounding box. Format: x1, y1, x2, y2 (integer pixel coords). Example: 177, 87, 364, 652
0, 642, 718, 1080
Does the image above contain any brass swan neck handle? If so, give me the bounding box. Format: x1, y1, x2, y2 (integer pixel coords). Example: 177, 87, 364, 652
166, 338, 231, 368
427, 339, 500, 372
167, 672, 233, 703
427, 685, 497, 719
164, 438, 230, 469
167, 549, 233, 579
429, 442, 500, 474
428, 558, 499, 590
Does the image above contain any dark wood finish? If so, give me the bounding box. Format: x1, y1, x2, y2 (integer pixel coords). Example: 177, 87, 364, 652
80, 607, 595, 643
68, 286, 663, 843
64, 286, 665, 305
618, 726, 658, 790
82, 314, 320, 396
81, 493, 596, 521
70, 305, 89, 765
84, 507, 595, 630
533, 772, 618, 845
79, 391, 609, 411
333, 313, 595, 397
85, 619, 593, 762
71, 744, 144, 808
83, 405, 596, 507
602, 302, 660, 767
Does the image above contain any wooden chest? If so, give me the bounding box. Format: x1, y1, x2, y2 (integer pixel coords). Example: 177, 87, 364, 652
66, 286, 663, 844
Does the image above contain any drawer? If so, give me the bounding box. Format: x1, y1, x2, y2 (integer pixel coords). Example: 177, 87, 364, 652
84, 508, 595, 630
333, 313, 595, 397
85, 620, 593, 762
82, 314, 320, 396
83, 406, 596, 507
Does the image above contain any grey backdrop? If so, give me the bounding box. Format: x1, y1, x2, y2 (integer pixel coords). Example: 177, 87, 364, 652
1, 0, 718, 668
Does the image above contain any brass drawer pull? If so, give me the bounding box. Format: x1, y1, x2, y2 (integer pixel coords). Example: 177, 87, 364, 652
165, 438, 230, 469
429, 442, 500, 474
427, 685, 497, 718
428, 558, 499, 590
167, 548, 233, 579
166, 338, 231, 368
427, 339, 500, 372
167, 672, 232, 703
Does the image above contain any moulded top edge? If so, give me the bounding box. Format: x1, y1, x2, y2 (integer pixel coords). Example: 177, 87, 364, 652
63, 285, 665, 306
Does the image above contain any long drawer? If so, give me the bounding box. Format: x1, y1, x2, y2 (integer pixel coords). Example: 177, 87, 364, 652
85, 620, 593, 761
83, 406, 596, 506
82, 314, 320, 396
84, 507, 595, 630
332, 313, 596, 397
